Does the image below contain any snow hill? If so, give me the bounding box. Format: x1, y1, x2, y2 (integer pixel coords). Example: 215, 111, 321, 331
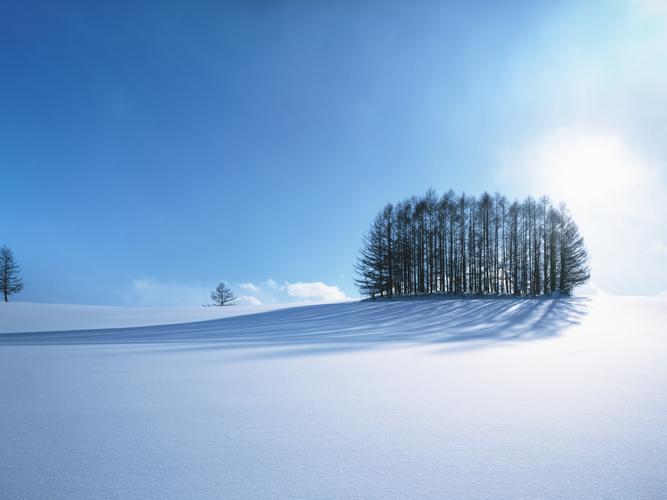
0, 301, 309, 334
1, 295, 665, 498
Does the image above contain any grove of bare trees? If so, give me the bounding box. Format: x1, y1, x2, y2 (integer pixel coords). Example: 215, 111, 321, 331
355, 190, 589, 298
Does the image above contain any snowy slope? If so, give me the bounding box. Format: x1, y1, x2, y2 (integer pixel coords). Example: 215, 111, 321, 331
0, 301, 317, 334
0, 295, 666, 499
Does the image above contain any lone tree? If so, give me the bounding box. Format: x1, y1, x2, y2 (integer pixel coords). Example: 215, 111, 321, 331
211, 281, 236, 306
0, 245, 24, 302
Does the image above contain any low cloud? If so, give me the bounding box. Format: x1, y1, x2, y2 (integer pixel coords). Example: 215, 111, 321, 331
239, 282, 260, 293
264, 278, 284, 291
234, 278, 349, 303
235, 295, 263, 306
286, 282, 348, 302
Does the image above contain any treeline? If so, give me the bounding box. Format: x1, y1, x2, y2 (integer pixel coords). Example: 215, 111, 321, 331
355, 190, 589, 298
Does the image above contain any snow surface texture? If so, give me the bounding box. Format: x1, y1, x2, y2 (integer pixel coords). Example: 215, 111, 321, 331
1, 295, 665, 499
0, 301, 314, 334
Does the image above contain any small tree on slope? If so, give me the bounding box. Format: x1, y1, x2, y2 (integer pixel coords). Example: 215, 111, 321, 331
0, 245, 24, 302
211, 281, 236, 306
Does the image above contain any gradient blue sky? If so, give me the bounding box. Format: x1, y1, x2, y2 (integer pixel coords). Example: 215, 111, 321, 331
2, 0, 666, 305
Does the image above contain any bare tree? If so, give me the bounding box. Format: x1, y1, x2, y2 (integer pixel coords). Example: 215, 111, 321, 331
557, 205, 591, 294
354, 213, 387, 298
210, 281, 236, 306
0, 245, 24, 302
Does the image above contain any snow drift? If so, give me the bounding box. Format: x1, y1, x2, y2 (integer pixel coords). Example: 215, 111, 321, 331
0, 295, 665, 499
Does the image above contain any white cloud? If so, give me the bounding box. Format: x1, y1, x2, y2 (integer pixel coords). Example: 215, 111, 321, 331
239, 282, 260, 293
233, 278, 349, 303
286, 282, 348, 302
235, 295, 263, 306
264, 278, 284, 291
119, 278, 210, 307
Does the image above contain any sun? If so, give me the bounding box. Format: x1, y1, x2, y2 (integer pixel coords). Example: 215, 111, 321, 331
525, 128, 649, 214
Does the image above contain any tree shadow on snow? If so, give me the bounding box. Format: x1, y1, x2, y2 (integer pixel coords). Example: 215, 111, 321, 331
0, 296, 589, 356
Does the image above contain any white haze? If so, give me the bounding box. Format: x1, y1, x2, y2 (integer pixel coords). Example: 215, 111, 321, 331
499, 2, 667, 295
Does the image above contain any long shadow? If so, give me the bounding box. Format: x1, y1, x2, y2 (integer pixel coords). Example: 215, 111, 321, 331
0, 296, 589, 355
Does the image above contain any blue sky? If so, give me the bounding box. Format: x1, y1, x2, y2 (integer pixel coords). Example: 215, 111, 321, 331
2, 0, 666, 305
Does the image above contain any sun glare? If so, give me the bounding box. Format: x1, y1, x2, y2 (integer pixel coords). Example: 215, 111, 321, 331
526, 129, 650, 214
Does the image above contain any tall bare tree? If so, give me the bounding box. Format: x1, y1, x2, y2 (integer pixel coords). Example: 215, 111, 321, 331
0, 245, 24, 302
557, 205, 591, 294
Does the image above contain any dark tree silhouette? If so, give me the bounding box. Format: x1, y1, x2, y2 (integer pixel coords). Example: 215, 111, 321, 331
211, 281, 237, 306
0, 245, 24, 302
557, 205, 591, 294
355, 190, 590, 298
354, 212, 386, 298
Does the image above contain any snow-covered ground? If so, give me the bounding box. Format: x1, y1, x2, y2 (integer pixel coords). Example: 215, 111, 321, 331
1, 295, 665, 498
0, 301, 311, 334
